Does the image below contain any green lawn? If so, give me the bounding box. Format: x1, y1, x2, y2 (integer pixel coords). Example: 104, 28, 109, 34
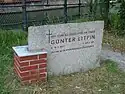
0, 30, 125, 94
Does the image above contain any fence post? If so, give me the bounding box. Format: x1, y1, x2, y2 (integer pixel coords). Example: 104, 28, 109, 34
78, 0, 81, 18
22, 0, 28, 31
47, 0, 49, 4
64, 0, 67, 23
104, 0, 110, 29
88, 0, 93, 19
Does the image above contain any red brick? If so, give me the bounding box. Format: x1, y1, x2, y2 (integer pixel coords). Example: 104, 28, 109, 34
14, 63, 18, 72
14, 63, 29, 77
40, 77, 47, 82
14, 56, 20, 64
40, 73, 46, 78
14, 60, 17, 69
14, 57, 17, 65
19, 55, 37, 61
30, 59, 47, 65
21, 76, 30, 81
14, 56, 19, 63
39, 68, 47, 73
20, 71, 29, 77
13, 52, 48, 84
20, 65, 38, 71
14, 58, 20, 68
14, 65, 21, 78
39, 63, 47, 68
14, 57, 21, 70
21, 75, 37, 81
14, 53, 20, 62
14, 56, 29, 67
19, 62, 29, 67
30, 70, 39, 75
39, 54, 47, 59
14, 55, 19, 62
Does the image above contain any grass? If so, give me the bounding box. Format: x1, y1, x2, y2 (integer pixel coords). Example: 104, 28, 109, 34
103, 31, 125, 53
0, 30, 125, 94
0, 30, 27, 93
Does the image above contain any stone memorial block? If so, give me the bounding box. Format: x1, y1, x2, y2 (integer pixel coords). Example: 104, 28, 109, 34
28, 21, 104, 75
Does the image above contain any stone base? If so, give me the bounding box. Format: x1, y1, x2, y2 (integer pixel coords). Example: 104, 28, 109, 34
12, 45, 47, 84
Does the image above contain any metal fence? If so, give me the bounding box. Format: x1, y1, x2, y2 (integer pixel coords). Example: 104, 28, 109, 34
0, 0, 107, 31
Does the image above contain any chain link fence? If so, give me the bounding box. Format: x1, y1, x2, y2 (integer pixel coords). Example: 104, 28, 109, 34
0, 0, 108, 31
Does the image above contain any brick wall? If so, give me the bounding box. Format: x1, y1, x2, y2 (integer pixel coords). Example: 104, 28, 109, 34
14, 53, 47, 84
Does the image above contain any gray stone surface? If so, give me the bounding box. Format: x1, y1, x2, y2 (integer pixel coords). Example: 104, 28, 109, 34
28, 21, 104, 75
101, 44, 125, 71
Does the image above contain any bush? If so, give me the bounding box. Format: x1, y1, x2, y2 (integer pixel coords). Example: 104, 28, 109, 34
119, 1, 125, 35
109, 13, 121, 35
110, 13, 120, 30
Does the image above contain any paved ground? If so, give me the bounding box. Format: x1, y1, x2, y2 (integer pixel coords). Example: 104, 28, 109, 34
101, 44, 125, 71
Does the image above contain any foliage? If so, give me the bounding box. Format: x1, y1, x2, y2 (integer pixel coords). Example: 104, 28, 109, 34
119, 0, 125, 35
105, 60, 119, 73
85, 0, 99, 19
109, 13, 120, 31
110, 0, 125, 36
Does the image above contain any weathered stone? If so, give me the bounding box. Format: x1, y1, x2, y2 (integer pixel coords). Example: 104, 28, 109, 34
28, 21, 104, 75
